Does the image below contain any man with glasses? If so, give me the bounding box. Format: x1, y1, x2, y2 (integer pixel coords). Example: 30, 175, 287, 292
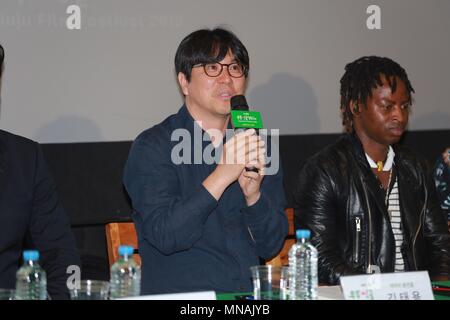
124, 28, 287, 294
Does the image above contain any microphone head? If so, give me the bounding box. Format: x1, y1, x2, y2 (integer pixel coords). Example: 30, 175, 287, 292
230, 95, 249, 111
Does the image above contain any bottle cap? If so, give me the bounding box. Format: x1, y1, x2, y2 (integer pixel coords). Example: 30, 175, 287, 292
23, 250, 39, 261
118, 245, 134, 257
296, 229, 311, 240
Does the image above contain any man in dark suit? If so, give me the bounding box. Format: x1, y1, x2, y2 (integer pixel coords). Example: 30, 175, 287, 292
0, 43, 80, 299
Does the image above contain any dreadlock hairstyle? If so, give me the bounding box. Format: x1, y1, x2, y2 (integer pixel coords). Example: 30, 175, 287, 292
339, 56, 415, 133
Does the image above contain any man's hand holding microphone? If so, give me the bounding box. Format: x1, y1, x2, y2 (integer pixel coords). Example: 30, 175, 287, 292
203, 95, 266, 206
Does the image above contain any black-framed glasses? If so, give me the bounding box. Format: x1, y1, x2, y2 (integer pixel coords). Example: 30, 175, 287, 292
193, 62, 246, 78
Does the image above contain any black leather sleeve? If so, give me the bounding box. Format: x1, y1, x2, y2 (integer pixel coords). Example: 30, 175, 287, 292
293, 156, 358, 285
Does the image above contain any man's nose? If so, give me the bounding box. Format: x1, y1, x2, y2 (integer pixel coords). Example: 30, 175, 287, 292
392, 105, 408, 123
217, 66, 232, 83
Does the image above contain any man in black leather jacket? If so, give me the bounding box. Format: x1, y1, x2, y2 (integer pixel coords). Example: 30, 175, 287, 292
294, 56, 450, 285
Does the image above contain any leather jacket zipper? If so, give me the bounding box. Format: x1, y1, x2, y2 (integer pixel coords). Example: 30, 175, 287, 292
412, 170, 428, 270
412, 186, 427, 270
360, 176, 380, 273
353, 217, 361, 264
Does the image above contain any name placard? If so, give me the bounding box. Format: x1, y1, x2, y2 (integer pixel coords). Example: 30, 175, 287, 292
340, 271, 434, 300
118, 290, 216, 300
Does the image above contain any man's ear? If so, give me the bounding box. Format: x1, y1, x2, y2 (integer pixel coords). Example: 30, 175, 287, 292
177, 72, 189, 96
350, 101, 361, 117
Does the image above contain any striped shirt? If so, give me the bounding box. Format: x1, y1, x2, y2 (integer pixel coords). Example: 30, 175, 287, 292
387, 177, 405, 272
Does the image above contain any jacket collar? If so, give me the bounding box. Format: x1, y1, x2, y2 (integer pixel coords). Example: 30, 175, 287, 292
345, 131, 414, 188
344, 132, 393, 218
176, 104, 232, 143
176, 104, 197, 135
345, 132, 372, 170
345, 131, 404, 170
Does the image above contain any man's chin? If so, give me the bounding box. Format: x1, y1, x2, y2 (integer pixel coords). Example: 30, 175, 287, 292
215, 103, 231, 115
386, 125, 405, 139
387, 133, 404, 145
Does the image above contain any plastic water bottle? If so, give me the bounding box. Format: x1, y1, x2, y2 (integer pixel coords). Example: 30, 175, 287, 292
288, 229, 318, 300
15, 250, 47, 300
109, 245, 141, 299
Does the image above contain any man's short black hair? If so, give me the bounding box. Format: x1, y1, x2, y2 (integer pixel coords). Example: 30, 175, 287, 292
340, 56, 415, 133
174, 27, 249, 81
0, 43, 4, 78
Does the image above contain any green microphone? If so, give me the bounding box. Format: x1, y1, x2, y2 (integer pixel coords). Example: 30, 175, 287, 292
230, 95, 264, 173
230, 95, 263, 132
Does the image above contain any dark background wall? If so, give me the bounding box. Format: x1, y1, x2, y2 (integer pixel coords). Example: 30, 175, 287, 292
41, 129, 450, 280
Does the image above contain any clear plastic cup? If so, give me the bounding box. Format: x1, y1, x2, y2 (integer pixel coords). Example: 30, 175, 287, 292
0, 289, 15, 300
250, 265, 289, 300
69, 280, 110, 300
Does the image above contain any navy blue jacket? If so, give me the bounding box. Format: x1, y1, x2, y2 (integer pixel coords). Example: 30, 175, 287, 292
123, 106, 287, 294
0, 130, 80, 299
